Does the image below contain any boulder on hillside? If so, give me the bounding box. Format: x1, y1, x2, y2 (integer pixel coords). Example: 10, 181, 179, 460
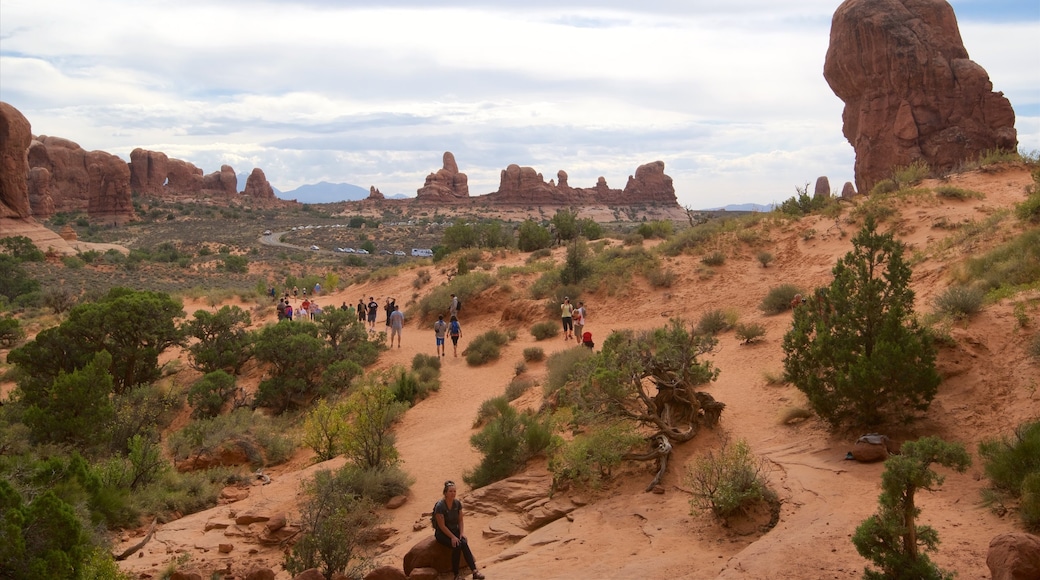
402, 536, 458, 576
988, 533, 1040, 580
823, 0, 1017, 194
129, 148, 170, 196
27, 135, 135, 223
244, 168, 277, 203
0, 101, 33, 218
363, 565, 407, 580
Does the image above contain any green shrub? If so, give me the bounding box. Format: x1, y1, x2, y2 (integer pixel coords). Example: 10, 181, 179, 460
685, 438, 773, 520
735, 322, 766, 344
1029, 334, 1040, 362
1016, 190, 1040, 223
756, 251, 774, 267
133, 467, 238, 523
760, 283, 802, 315
522, 346, 545, 362
187, 370, 237, 419
646, 266, 677, 288
933, 285, 985, 319
475, 395, 508, 427
935, 185, 984, 200
167, 407, 296, 468
979, 420, 1040, 531
463, 329, 511, 366
464, 398, 551, 488
961, 228, 1040, 292
543, 346, 595, 400
892, 159, 930, 186
549, 422, 644, 489
506, 377, 535, 401
62, 255, 86, 269
701, 251, 726, 266
531, 321, 560, 340
284, 469, 383, 579
696, 309, 729, 335
0, 316, 24, 347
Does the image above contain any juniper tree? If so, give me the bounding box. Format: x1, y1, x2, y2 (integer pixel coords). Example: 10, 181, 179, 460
782, 217, 940, 427
853, 436, 970, 580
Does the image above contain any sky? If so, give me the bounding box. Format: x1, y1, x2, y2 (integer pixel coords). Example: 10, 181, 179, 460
1, 1, 1037, 210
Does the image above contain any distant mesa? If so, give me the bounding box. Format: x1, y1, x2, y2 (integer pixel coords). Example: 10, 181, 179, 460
824, 0, 1017, 194
415, 151, 678, 207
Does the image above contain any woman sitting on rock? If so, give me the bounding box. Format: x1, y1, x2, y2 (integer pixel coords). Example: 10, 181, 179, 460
433, 481, 485, 580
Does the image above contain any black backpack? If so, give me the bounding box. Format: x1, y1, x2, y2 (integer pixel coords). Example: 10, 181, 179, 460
456, 299, 462, 312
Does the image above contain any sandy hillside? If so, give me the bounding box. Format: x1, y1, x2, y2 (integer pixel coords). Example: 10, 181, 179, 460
110, 165, 1038, 580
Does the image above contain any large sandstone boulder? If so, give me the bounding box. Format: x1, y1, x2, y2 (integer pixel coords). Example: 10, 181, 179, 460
87, 150, 134, 225
823, 0, 1017, 194
416, 151, 469, 200
0, 101, 32, 218
987, 533, 1040, 580
363, 565, 407, 580
201, 164, 238, 197
618, 160, 677, 204
129, 148, 170, 196
402, 536, 457, 576
166, 158, 205, 192
27, 135, 135, 223
243, 168, 276, 202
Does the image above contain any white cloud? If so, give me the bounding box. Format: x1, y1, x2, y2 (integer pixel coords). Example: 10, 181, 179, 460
0, 0, 1036, 209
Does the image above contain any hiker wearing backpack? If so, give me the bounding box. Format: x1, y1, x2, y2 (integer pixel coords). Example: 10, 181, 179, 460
432, 480, 485, 580
449, 293, 460, 319
449, 315, 462, 357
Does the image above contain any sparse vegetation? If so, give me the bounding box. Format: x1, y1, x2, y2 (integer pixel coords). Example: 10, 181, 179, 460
530, 320, 560, 340
760, 283, 802, 315
935, 185, 984, 200
522, 346, 545, 362
685, 438, 775, 520
932, 285, 985, 319
696, 308, 730, 335
463, 329, 512, 366
979, 420, 1040, 532
735, 322, 766, 344
756, 251, 774, 267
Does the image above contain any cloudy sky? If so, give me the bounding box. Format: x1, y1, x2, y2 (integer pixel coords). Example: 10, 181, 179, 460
1, 1, 1037, 209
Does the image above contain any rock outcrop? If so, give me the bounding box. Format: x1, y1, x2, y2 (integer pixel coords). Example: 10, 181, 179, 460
416, 151, 469, 200
987, 533, 1040, 580
0, 101, 32, 218
823, 0, 1017, 194
129, 148, 170, 196
130, 149, 238, 199
243, 168, 277, 204
368, 186, 385, 200
485, 160, 677, 206
27, 135, 135, 224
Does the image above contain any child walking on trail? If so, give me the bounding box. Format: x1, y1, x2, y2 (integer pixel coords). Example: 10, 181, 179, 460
449, 316, 462, 357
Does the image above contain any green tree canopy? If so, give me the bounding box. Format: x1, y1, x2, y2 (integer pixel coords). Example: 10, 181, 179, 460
782, 218, 940, 427
184, 305, 253, 374
517, 219, 552, 252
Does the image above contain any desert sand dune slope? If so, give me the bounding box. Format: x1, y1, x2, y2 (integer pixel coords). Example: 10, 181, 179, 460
113, 165, 1038, 579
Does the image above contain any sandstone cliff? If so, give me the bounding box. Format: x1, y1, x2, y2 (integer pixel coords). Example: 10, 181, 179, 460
415, 151, 470, 200
823, 0, 1017, 194
0, 102, 32, 219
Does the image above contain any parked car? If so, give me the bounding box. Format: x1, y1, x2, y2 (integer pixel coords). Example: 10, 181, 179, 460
262, 229, 272, 236
310, 245, 320, 251
356, 249, 369, 254
394, 250, 406, 256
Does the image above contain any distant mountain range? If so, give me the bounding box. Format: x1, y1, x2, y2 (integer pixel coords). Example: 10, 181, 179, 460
704, 203, 777, 212
275, 181, 409, 203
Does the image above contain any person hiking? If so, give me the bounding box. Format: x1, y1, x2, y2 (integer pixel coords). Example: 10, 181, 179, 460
572, 301, 586, 344
367, 297, 379, 329
388, 305, 404, 348
434, 315, 448, 357
449, 293, 460, 319
560, 297, 574, 341
449, 315, 462, 357
357, 298, 367, 323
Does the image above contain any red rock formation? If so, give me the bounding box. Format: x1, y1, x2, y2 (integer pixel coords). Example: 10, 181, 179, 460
27, 135, 135, 223
28, 167, 56, 219
243, 168, 276, 203
368, 186, 385, 200
814, 176, 831, 199
129, 148, 169, 196
484, 160, 678, 206
201, 165, 237, 197
841, 181, 858, 198
823, 0, 1017, 194
165, 158, 205, 193
416, 152, 469, 200
87, 150, 135, 225
0, 101, 32, 218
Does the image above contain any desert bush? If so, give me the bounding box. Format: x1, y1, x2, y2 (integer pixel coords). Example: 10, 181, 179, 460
464, 398, 553, 488
518, 219, 553, 252
506, 377, 535, 401
735, 322, 766, 344
635, 220, 673, 239
756, 251, 774, 267
979, 420, 1040, 531
549, 422, 644, 489
760, 283, 802, 315
132, 466, 238, 524
685, 438, 773, 520
960, 229, 1040, 293
776, 183, 834, 217
187, 370, 237, 420
0, 235, 46, 261
658, 220, 724, 256
1029, 334, 1040, 362
0, 316, 24, 347
167, 407, 296, 468
1016, 188, 1040, 223
646, 266, 677, 288
522, 346, 545, 362
303, 399, 350, 462
701, 251, 726, 266
284, 469, 382, 579
475, 395, 508, 427
935, 185, 984, 200
184, 305, 253, 375
932, 285, 985, 319
696, 309, 730, 336
543, 346, 595, 400
413, 271, 495, 322
892, 160, 931, 187
623, 232, 645, 246
464, 329, 511, 366
531, 320, 560, 340
340, 381, 408, 470
412, 268, 432, 289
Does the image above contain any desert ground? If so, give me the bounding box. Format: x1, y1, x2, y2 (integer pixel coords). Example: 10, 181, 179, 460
13, 165, 1036, 579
